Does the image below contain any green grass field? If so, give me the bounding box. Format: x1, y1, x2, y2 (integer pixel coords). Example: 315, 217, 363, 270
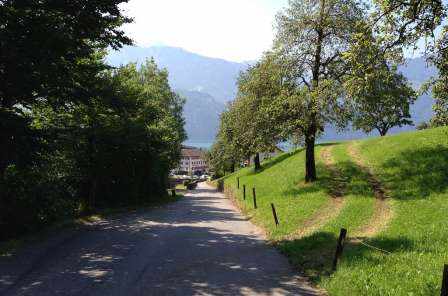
220, 126, 448, 295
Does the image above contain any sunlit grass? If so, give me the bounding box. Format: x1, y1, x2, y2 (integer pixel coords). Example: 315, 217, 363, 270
323, 127, 448, 295
221, 126, 448, 295
223, 147, 330, 240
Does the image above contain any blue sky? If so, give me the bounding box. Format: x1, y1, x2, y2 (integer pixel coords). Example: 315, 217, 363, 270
119, 0, 289, 62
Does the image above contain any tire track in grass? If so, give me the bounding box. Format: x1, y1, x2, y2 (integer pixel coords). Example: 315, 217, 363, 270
289, 146, 346, 239
347, 143, 393, 238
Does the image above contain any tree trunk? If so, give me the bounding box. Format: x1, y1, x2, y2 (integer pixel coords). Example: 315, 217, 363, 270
88, 178, 97, 212
302, 0, 324, 183
378, 128, 388, 136
254, 153, 261, 170
0, 133, 9, 181
0, 102, 14, 181
305, 131, 317, 183
230, 161, 235, 173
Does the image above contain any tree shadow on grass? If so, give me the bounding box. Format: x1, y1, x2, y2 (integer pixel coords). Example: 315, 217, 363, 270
279, 162, 332, 197
244, 149, 304, 177
276, 231, 413, 283
379, 145, 448, 200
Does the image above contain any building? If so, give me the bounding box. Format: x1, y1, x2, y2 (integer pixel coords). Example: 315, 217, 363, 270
176, 146, 208, 175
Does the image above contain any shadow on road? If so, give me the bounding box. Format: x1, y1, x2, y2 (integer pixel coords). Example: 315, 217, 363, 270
0, 185, 319, 296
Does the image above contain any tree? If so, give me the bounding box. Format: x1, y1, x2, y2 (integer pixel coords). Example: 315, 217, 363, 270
347, 66, 416, 136
343, 28, 417, 136
209, 107, 241, 177
370, 0, 445, 53
273, 0, 444, 182
274, 0, 364, 182
1, 58, 186, 239
233, 54, 286, 170
431, 26, 448, 126
0, 0, 132, 178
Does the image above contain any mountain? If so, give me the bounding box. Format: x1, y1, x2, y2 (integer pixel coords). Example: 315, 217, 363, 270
107, 46, 247, 102
177, 90, 226, 142
107, 46, 242, 143
107, 46, 437, 144
398, 56, 438, 87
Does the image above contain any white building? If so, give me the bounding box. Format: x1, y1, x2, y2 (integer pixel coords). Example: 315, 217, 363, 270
177, 146, 208, 175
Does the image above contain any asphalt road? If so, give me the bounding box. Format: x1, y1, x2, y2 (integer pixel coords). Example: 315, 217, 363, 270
0, 183, 321, 296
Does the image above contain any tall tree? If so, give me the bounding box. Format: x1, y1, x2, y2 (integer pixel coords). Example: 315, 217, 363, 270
274, 0, 364, 182
0, 0, 132, 178
209, 106, 243, 177
234, 54, 286, 170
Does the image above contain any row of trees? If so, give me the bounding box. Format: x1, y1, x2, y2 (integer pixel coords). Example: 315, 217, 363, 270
0, 1, 185, 240
210, 0, 446, 181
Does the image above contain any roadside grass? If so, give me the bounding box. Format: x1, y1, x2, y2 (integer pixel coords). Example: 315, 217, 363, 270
0, 192, 182, 257
278, 143, 377, 283
223, 147, 331, 240
221, 126, 448, 295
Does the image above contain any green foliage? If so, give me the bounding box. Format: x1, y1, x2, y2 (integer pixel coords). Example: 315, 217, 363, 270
0, 59, 186, 240
431, 26, 448, 126
212, 0, 445, 183
209, 53, 293, 175
274, 0, 365, 181
344, 33, 417, 135
0, 1, 185, 240
234, 54, 286, 156
371, 0, 445, 51
0, 0, 132, 109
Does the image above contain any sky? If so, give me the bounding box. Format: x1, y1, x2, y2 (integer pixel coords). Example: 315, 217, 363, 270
119, 0, 289, 62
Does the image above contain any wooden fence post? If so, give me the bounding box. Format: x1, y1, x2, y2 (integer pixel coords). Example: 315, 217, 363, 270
237, 177, 240, 189
441, 264, 448, 296
252, 188, 257, 209
243, 185, 246, 200
271, 203, 279, 226
217, 179, 224, 192
332, 228, 347, 271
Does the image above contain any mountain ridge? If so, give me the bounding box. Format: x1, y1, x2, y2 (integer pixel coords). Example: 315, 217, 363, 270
107, 45, 437, 144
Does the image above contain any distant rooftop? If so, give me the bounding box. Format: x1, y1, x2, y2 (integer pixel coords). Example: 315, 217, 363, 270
181, 147, 205, 158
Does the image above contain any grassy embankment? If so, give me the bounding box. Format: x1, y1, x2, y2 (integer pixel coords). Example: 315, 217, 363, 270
220, 126, 448, 295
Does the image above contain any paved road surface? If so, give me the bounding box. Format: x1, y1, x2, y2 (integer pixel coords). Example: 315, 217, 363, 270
0, 183, 321, 296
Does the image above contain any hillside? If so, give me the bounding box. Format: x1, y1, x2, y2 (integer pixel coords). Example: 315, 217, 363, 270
219, 127, 448, 295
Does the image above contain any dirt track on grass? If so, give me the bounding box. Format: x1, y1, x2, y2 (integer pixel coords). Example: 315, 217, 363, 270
347, 143, 393, 238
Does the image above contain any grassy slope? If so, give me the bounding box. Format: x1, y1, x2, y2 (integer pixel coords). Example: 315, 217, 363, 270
222, 126, 448, 295
339, 126, 448, 295
223, 147, 329, 240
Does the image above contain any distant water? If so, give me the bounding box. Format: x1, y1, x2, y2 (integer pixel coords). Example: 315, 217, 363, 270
183, 125, 419, 152
183, 141, 213, 149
